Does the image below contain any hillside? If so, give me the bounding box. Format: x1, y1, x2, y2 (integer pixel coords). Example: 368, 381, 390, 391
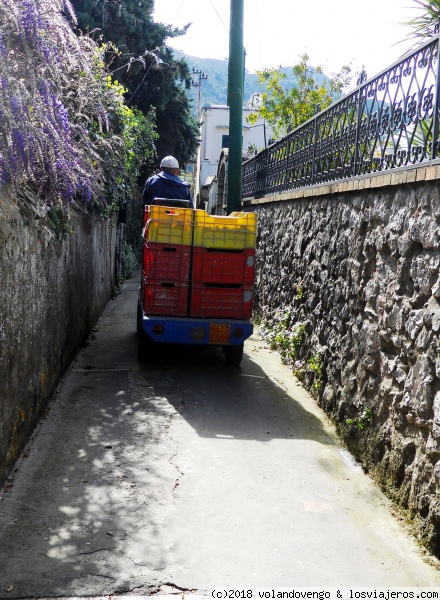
172, 49, 308, 112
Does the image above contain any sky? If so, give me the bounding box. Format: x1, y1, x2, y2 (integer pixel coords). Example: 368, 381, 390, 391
153, 0, 419, 81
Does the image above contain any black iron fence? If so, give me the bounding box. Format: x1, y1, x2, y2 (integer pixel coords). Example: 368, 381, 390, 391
242, 34, 440, 199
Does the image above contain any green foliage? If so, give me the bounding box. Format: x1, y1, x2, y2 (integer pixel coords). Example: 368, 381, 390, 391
291, 353, 323, 392
247, 53, 353, 139
401, 0, 440, 47
153, 83, 199, 168
121, 241, 138, 280
0, 0, 157, 212
101, 76, 157, 206
173, 50, 309, 112
70, 0, 199, 168
346, 405, 373, 431
47, 207, 73, 241
258, 307, 325, 394
307, 354, 322, 390
259, 307, 306, 362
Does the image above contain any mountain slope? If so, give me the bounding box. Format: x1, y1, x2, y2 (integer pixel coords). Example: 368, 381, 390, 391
172, 49, 303, 111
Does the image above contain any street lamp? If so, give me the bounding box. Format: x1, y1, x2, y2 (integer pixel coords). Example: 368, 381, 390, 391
151, 57, 168, 71
128, 52, 169, 103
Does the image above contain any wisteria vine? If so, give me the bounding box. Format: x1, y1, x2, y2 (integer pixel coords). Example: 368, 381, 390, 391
0, 0, 156, 208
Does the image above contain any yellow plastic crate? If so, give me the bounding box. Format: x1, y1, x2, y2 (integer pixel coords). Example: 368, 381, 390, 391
143, 205, 194, 246
193, 211, 257, 250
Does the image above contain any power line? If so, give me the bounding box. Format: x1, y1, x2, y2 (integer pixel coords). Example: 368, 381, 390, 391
175, 0, 185, 20
209, 0, 228, 33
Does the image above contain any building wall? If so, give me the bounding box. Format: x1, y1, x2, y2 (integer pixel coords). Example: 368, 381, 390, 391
0, 188, 116, 483
249, 169, 440, 556
194, 104, 271, 208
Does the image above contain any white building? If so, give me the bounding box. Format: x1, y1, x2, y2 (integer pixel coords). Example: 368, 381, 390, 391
193, 94, 272, 211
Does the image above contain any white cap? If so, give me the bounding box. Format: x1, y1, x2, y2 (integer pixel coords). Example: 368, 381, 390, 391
160, 155, 179, 169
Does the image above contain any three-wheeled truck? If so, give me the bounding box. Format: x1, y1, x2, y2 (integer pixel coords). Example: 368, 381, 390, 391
137, 199, 257, 366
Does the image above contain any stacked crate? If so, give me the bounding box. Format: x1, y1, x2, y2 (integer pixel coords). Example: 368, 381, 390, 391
190, 211, 257, 319
142, 205, 193, 316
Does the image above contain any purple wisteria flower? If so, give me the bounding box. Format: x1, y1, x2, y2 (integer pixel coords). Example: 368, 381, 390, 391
12, 129, 27, 163
10, 96, 21, 118
21, 0, 43, 38
53, 97, 70, 135
0, 0, 137, 209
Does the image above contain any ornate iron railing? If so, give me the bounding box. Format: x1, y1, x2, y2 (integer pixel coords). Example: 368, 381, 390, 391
242, 34, 440, 199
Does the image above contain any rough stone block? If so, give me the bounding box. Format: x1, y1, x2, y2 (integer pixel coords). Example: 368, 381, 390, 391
426, 166, 437, 180
416, 168, 427, 181
407, 169, 417, 182
253, 175, 440, 558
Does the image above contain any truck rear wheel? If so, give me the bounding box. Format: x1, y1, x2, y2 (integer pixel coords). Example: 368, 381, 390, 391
136, 299, 142, 335
223, 344, 244, 366
138, 331, 155, 363
137, 302, 155, 362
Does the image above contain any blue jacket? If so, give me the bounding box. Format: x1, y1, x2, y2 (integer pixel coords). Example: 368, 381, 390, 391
143, 171, 193, 207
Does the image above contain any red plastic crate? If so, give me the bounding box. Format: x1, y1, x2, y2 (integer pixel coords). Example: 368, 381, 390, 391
191, 247, 255, 286
143, 242, 191, 282
190, 284, 253, 319
143, 279, 189, 316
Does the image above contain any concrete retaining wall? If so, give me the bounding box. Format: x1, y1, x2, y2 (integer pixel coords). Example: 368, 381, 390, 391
0, 189, 116, 484
250, 172, 440, 555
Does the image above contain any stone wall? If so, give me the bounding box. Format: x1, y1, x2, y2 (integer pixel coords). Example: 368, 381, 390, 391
0, 189, 116, 484
250, 174, 440, 556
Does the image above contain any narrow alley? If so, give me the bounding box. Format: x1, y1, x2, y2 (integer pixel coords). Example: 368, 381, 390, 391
0, 273, 439, 597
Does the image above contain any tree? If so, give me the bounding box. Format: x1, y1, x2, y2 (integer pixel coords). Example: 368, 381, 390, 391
70, 0, 199, 169
247, 54, 352, 140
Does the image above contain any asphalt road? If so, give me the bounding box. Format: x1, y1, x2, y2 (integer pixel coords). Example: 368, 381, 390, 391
1, 272, 440, 597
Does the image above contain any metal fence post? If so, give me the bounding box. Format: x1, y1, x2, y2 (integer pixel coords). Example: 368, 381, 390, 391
311, 104, 320, 184
431, 34, 440, 160
353, 69, 367, 177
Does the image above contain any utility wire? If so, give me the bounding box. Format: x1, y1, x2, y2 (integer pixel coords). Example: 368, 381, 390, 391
175, 0, 185, 20
209, 0, 229, 33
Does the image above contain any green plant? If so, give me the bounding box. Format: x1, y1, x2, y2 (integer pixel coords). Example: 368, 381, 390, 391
291, 353, 323, 391
292, 359, 306, 381
246, 53, 353, 139
0, 1, 157, 211
71, 0, 199, 167
121, 242, 138, 280
401, 0, 440, 48
258, 308, 306, 363
47, 207, 73, 241
346, 405, 373, 430
307, 353, 322, 390
276, 323, 305, 355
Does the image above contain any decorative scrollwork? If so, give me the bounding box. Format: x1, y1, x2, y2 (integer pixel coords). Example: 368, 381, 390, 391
421, 87, 434, 117
405, 95, 418, 123
242, 35, 440, 199
390, 68, 400, 85
379, 108, 390, 135
356, 69, 368, 86
391, 102, 403, 130
369, 113, 378, 137
402, 63, 412, 77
